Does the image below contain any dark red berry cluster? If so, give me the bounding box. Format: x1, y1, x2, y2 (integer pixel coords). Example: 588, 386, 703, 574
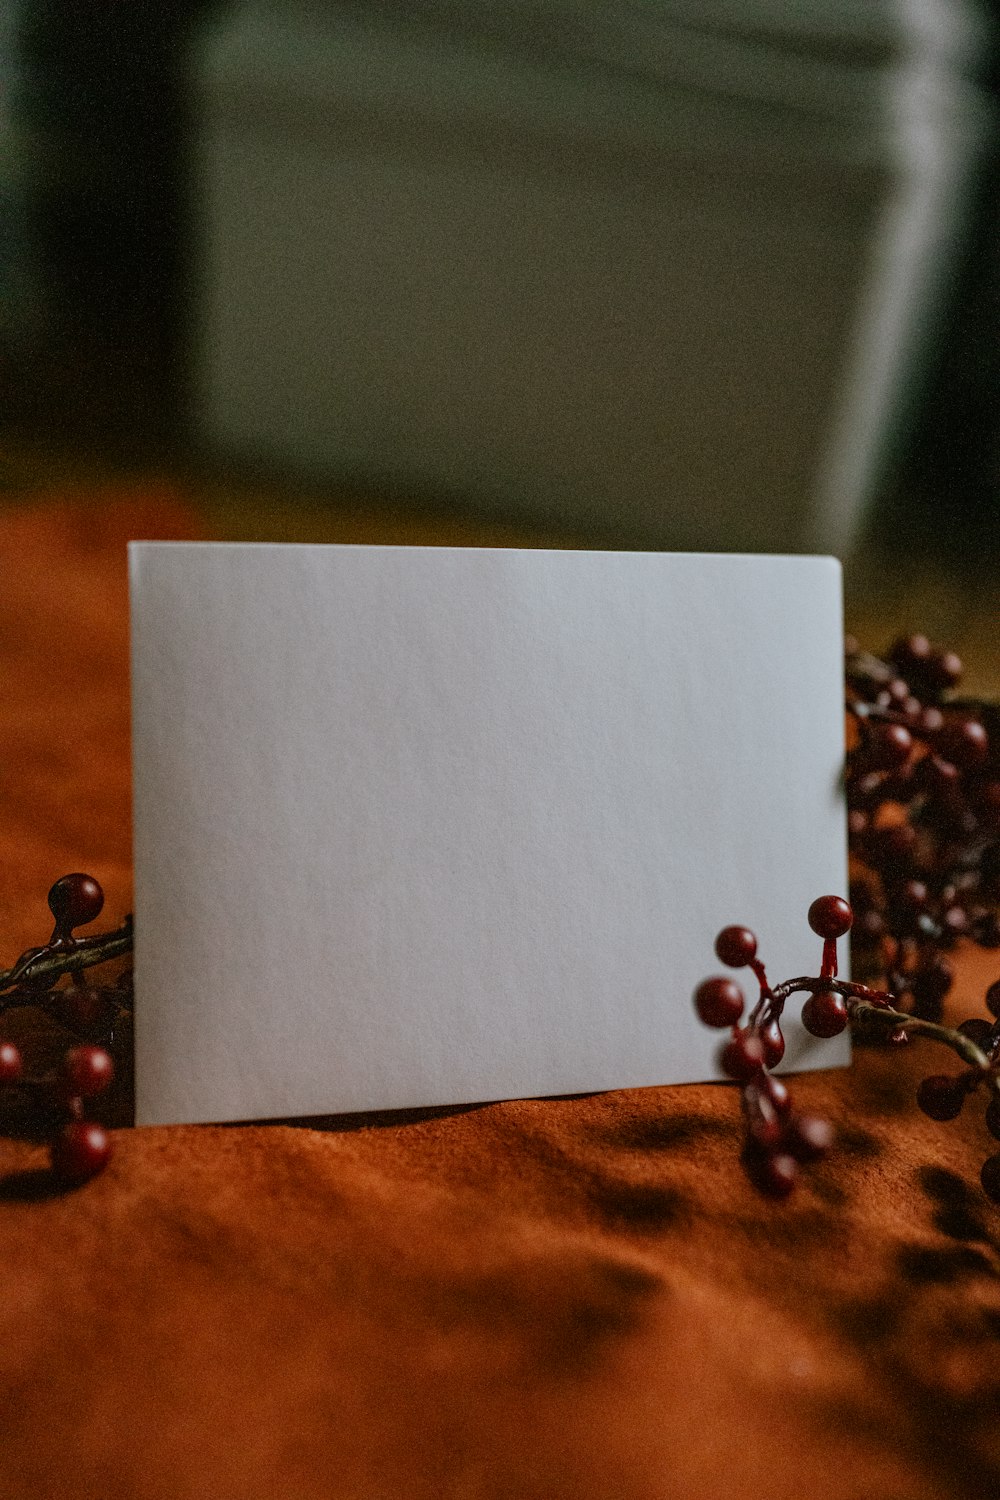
846, 635, 999, 1014
695, 897, 850, 1197
0, 875, 134, 1186
696, 895, 1000, 1202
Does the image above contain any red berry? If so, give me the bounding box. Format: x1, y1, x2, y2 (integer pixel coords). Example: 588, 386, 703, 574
940, 906, 969, 945
807, 896, 853, 940
50, 1121, 112, 1186
60, 1046, 114, 1100
748, 1150, 798, 1199
957, 1018, 993, 1050
892, 637, 961, 692
916, 1074, 966, 1121
719, 1031, 766, 1082
936, 719, 988, 769
865, 723, 913, 770
866, 822, 918, 869
47, 874, 104, 933
0, 1042, 23, 1084
762, 1074, 791, 1115
888, 634, 932, 676
748, 1113, 783, 1151
783, 1113, 834, 1162
848, 769, 884, 807
759, 1019, 785, 1068
887, 881, 929, 937
980, 1154, 1000, 1204
714, 926, 757, 968
926, 649, 963, 692
744, 1078, 780, 1119
801, 990, 849, 1038
853, 909, 885, 948
897, 879, 929, 912
915, 754, 959, 796
694, 977, 745, 1029
56, 986, 108, 1034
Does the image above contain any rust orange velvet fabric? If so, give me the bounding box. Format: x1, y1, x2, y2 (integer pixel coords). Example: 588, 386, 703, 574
1, 495, 999, 1500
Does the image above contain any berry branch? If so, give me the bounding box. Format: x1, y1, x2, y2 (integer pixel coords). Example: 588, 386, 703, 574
0, 875, 134, 1186
695, 633, 1000, 1203
695, 897, 1000, 1201
0, 918, 133, 993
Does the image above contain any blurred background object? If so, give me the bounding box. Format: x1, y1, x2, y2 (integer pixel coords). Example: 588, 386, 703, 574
0, 0, 998, 564
4, 0, 192, 451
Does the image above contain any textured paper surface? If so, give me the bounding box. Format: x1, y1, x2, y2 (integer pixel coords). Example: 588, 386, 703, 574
130, 545, 847, 1126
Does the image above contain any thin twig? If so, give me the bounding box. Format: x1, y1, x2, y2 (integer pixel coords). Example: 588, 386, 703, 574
850, 1000, 995, 1075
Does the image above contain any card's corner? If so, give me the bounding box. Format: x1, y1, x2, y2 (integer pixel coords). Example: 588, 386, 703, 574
126, 539, 146, 582
799, 552, 843, 586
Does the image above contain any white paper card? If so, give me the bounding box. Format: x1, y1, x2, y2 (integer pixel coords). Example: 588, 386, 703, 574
130, 545, 848, 1126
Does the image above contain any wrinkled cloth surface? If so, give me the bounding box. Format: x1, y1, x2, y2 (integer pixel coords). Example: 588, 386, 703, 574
1, 495, 999, 1500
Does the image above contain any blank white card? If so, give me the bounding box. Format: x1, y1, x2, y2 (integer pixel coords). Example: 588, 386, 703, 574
130, 546, 848, 1126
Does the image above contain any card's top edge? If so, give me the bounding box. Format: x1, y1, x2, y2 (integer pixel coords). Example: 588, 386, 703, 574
127, 540, 842, 571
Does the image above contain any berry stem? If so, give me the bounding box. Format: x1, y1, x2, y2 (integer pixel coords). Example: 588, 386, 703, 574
748, 957, 771, 997
0, 917, 133, 998
850, 1001, 996, 1074
746, 960, 777, 1031
766, 974, 999, 1084
769, 976, 895, 1010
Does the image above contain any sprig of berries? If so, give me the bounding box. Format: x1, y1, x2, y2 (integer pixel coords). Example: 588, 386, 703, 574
846, 635, 1000, 1012
695, 895, 1000, 1201
0, 875, 134, 1185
